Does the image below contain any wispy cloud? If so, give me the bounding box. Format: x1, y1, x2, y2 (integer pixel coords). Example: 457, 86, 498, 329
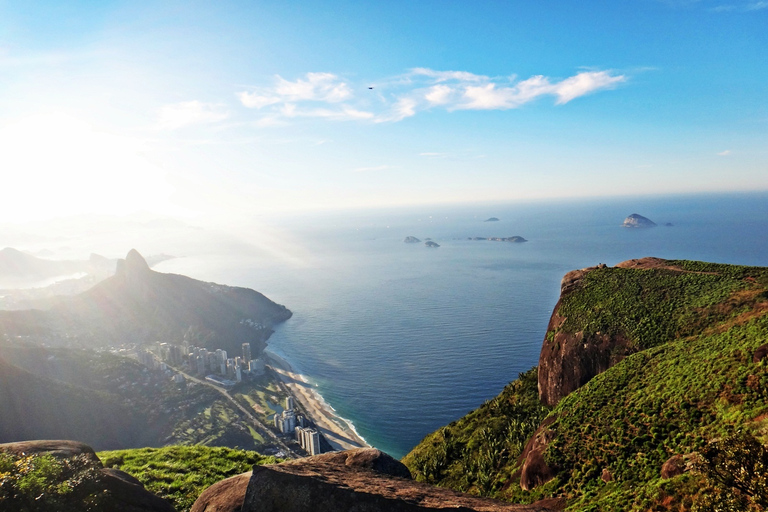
238, 68, 627, 125
353, 165, 398, 172
156, 101, 229, 130
709, 0, 768, 11
717, 149, 732, 156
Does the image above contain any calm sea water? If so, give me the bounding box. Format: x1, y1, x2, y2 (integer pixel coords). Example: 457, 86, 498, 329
157, 192, 768, 459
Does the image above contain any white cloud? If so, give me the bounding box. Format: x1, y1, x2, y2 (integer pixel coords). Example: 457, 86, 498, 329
410, 68, 488, 83
281, 103, 374, 121
238, 91, 281, 109
238, 67, 627, 125
717, 149, 732, 156
553, 71, 626, 104
156, 101, 229, 130
424, 85, 454, 105
274, 72, 352, 102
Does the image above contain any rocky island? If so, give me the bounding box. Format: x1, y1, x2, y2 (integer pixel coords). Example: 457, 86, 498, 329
424, 241, 440, 248
404, 236, 421, 243
485, 217, 500, 222
622, 213, 657, 228
468, 236, 527, 243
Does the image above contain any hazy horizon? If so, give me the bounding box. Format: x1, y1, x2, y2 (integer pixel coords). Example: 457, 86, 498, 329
1, 1, 766, 225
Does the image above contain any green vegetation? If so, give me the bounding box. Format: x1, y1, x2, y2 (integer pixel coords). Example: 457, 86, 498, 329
554, 260, 768, 351
232, 379, 285, 425
403, 368, 550, 496
405, 260, 768, 510
0, 452, 107, 511
99, 445, 280, 512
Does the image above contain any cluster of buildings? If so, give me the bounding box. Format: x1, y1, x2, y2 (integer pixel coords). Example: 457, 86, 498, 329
138, 341, 266, 386
273, 397, 322, 455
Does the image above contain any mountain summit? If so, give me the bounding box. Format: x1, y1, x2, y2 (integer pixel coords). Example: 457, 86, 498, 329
0, 250, 292, 355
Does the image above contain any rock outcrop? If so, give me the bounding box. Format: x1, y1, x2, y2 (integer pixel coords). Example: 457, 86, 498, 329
660, 455, 685, 479
404, 236, 422, 243
622, 213, 657, 228
192, 472, 252, 512
537, 264, 633, 406
195, 448, 563, 512
519, 418, 557, 491
0, 440, 173, 512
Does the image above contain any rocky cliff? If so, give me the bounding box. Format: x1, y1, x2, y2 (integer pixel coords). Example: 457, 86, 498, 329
405, 257, 768, 510
537, 257, 764, 405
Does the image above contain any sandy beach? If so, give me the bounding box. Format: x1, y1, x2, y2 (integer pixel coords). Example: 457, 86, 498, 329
264, 350, 369, 452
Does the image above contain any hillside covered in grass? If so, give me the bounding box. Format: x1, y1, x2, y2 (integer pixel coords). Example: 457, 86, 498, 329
98, 445, 280, 512
404, 258, 768, 511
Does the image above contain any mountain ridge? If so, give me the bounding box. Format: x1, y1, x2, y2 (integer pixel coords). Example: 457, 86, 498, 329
0, 249, 291, 355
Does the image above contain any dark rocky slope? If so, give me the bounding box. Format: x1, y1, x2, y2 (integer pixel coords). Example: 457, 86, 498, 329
0, 249, 291, 355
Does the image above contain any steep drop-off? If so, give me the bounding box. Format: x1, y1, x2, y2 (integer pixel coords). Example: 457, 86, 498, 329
405, 258, 768, 511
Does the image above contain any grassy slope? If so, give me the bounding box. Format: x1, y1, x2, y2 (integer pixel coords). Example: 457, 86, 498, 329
404, 260, 768, 510
99, 445, 280, 512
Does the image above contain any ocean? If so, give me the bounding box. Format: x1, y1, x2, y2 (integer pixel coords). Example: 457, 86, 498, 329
156, 192, 768, 459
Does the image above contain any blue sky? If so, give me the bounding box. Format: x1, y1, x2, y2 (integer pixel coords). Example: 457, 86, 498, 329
0, 0, 766, 222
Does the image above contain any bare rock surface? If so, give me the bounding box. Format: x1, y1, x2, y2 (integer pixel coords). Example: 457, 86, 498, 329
224, 448, 563, 512
519, 418, 556, 491
192, 472, 252, 512
0, 439, 99, 461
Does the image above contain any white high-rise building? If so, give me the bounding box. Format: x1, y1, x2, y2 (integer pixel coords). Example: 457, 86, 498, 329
295, 427, 321, 456
285, 396, 295, 411
242, 343, 252, 364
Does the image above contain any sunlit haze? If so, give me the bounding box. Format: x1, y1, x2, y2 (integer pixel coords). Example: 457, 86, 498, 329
1, 0, 766, 225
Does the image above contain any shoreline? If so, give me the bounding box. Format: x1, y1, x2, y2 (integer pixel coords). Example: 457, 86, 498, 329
264, 349, 370, 452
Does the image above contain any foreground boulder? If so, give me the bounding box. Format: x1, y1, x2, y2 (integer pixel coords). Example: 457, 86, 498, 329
194, 448, 563, 512
0, 440, 173, 512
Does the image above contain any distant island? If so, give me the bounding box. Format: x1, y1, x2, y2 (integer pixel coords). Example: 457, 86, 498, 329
468, 236, 527, 243
425, 241, 440, 248
484, 217, 500, 222
403, 236, 421, 243
622, 213, 657, 228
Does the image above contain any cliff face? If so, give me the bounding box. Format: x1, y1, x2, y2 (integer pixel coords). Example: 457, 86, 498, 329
537, 264, 634, 406
537, 257, 766, 406
405, 257, 768, 510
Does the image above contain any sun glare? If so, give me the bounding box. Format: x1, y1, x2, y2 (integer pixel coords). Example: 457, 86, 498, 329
0, 112, 180, 223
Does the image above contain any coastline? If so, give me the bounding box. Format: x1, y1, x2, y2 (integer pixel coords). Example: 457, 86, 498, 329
264, 349, 370, 452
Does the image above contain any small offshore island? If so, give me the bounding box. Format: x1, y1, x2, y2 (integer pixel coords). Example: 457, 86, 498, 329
469, 236, 527, 243
622, 213, 657, 228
